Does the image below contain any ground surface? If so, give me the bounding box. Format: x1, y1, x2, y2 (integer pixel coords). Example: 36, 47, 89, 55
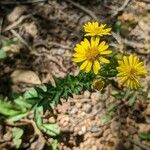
0, 0, 150, 150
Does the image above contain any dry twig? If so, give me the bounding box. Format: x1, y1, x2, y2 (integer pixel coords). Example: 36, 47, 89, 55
10, 29, 32, 51
4, 15, 31, 32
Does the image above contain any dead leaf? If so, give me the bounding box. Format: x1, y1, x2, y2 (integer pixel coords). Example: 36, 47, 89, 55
11, 70, 41, 85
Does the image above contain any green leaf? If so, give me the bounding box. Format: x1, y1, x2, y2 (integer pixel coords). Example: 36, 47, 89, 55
7, 112, 30, 122
0, 100, 24, 116
42, 123, 60, 136
51, 140, 59, 150
13, 138, 22, 149
101, 114, 112, 124
12, 127, 24, 139
139, 132, 150, 140
0, 49, 7, 59
14, 96, 32, 109
128, 94, 137, 106
24, 88, 38, 99
35, 106, 43, 127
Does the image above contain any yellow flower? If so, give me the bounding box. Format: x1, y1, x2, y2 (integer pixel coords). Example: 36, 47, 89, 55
73, 37, 112, 74
117, 55, 148, 90
83, 21, 111, 37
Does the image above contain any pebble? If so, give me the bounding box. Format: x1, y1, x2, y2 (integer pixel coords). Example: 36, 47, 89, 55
91, 92, 101, 101
78, 126, 86, 135
69, 107, 78, 115
127, 126, 137, 135
84, 90, 91, 98
133, 145, 141, 150
3, 132, 12, 141
82, 103, 92, 113
144, 103, 150, 115
138, 123, 150, 133
91, 145, 97, 150
76, 102, 82, 109
121, 130, 129, 137
48, 117, 56, 123
103, 129, 111, 137
90, 126, 100, 133
110, 120, 121, 136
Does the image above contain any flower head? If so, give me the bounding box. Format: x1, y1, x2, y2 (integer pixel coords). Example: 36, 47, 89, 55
117, 55, 148, 90
73, 37, 112, 74
83, 21, 111, 37
92, 79, 105, 91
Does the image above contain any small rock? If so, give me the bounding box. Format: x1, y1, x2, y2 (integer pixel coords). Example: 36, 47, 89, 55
103, 129, 111, 137
110, 120, 121, 136
144, 104, 150, 115
11, 70, 41, 84
78, 126, 86, 135
91, 92, 101, 101
23, 22, 38, 37
76, 102, 82, 109
124, 141, 132, 149
69, 107, 78, 115
121, 130, 129, 137
3, 132, 12, 141
138, 123, 150, 133
91, 145, 97, 150
82, 103, 92, 113
133, 145, 141, 150
48, 117, 56, 123
84, 90, 90, 98
106, 134, 113, 141
90, 126, 100, 133
127, 126, 137, 135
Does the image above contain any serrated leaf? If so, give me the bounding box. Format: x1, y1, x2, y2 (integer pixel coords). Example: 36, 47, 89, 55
0, 100, 23, 116
139, 133, 150, 140
14, 96, 32, 109
42, 123, 60, 136
7, 112, 30, 122
24, 88, 38, 99
35, 106, 43, 127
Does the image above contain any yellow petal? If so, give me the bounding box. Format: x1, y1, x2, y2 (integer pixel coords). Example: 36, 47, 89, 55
93, 60, 101, 74
123, 56, 129, 66
119, 76, 128, 85
85, 61, 92, 73
98, 41, 109, 51
99, 57, 110, 63
117, 72, 126, 77
73, 57, 86, 62
73, 53, 85, 58
80, 60, 88, 70
129, 55, 133, 66
100, 50, 112, 55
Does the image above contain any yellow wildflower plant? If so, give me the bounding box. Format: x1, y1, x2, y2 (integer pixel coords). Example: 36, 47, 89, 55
73, 37, 112, 74
83, 21, 111, 37
117, 55, 148, 90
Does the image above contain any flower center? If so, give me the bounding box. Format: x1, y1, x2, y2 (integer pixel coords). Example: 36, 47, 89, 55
128, 68, 137, 79
86, 48, 99, 61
